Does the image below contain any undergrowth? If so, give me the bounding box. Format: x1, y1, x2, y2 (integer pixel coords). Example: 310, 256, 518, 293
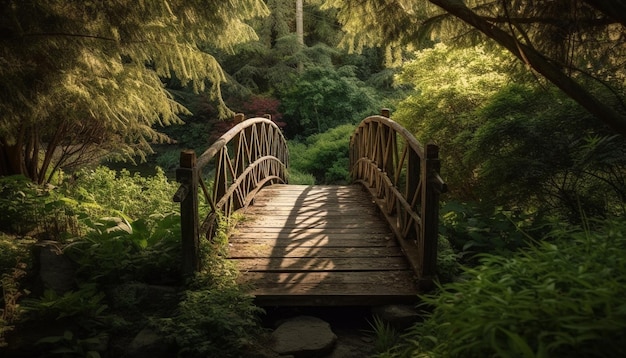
395, 218, 626, 358
154, 213, 265, 358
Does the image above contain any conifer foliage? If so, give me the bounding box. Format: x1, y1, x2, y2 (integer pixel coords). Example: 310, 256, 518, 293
323, 0, 626, 137
0, 0, 268, 183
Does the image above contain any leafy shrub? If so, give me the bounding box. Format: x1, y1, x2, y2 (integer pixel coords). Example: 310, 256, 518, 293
157, 286, 262, 358
0, 176, 78, 238
393, 44, 514, 200
288, 124, 354, 184
64, 213, 181, 284
155, 148, 182, 172
35, 330, 106, 358
279, 66, 378, 138
155, 215, 263, 358
286, 168, 316, 185
435, 236, 461, 283
21, 284, 108, 322
0, 234, 31, 347
466, 84, 626, 221
394, 44, 626, 222
64, 166, 178, 221
439, 201, 543, 258
400, 218, 626, 357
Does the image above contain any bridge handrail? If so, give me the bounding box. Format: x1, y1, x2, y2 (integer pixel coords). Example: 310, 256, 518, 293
173, 114, 289, 275
350, 109, 446, 283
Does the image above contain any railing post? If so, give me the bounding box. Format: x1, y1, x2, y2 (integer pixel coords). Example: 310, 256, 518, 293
421, 143, 444, 279
176, 150, 200, 276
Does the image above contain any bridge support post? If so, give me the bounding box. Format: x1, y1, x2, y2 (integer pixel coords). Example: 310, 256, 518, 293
175, 150, 200, 276
421, 143, 445, 280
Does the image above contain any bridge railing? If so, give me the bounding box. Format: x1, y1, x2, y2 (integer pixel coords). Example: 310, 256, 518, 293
173, 114, 289, 275
350, 109, 447, 284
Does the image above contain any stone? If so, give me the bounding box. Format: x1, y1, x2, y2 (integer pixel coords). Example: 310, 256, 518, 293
270, 316, 337, 358
123, 328, 175, 358
326, 329, 376, 358
371, 305, 421, 331
38, 242, 75, 294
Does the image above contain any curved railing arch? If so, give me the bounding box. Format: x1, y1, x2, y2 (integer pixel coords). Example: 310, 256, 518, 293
174, 114, 288, 275
350, 109, 446, 283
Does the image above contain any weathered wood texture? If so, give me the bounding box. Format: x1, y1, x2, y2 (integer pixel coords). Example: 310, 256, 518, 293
174, 115, 288, 276
350, 111, 446, 284
229, 184, 420, 306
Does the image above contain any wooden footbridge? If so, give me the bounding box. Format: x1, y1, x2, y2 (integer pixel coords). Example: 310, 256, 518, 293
174, 110, 446, 306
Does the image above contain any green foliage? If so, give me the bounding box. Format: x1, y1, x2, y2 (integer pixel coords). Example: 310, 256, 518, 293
393, 44, 515, 199
326, 0, 626, 137
64, 213, 181, 284
64, 166, 178, 221
466, 84, 626, 220
157, 286, 262, 358
0, 0, 269, 183
21, 284, 108, 323
367, 315, 400, 356
286, 169, 316, 185
154, 149, 182, 172
288, 124, 354, 184
439, 201, 541, 258
154, 214, 263, 358
280, 66, 379, 137
394, 43, 626, 221
399, 219, 626, 358
36, 330, 105, 358
0, 235, 30, 347
435, 236, 461, 283
0, 176, 79, 238
0, 164, 264, 356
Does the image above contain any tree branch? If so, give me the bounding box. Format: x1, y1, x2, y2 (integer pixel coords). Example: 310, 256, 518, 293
581, 0, 626, 28
428, 0, 626, 137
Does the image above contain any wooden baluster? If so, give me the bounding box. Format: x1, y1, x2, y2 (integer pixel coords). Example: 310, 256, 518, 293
233, 113, 246, 210
175, 150, 200, 276
406, 147, 421, 237
380, 109, 395, 214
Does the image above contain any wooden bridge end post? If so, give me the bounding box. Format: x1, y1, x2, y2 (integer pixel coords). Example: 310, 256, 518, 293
421, 143, 444, 279
176, 150, 200, 276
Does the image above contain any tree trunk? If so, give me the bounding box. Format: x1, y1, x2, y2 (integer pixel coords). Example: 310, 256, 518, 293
428, 0, 626, 138
0, 142, 25, 178
296, 0, 304, 73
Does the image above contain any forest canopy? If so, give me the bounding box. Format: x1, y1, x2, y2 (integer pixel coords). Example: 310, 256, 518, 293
0, 0, 268, 183
323, 0, 626, 136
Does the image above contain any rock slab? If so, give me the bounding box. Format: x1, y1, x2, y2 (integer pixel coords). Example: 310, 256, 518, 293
371, 304, 421, 331
271, 316, 337, 357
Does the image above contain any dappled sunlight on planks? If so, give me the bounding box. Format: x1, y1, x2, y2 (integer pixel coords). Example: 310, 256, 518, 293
228, 184, 420, 306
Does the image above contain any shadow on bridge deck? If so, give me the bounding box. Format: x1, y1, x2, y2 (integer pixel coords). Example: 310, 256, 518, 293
228, 184, 420, 306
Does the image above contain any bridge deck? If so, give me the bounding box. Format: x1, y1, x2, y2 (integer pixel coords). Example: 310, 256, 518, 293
228, 184, 420, 306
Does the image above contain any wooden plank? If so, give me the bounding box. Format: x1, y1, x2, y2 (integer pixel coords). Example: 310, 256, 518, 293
230, 231, 394, 239
247, 283, 417, 296
233, 256, 410, 272
239, 272, 419, 306
236, 218, 388, 229
245, 207, 380, 215
228, 184, 421, 306
229, 245, 404, 258
239, 271, 417, 285
229, 237, 398, 248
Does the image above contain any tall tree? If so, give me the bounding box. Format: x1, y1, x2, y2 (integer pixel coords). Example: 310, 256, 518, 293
323, 0, 626, 137
0, 0, 268, 183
